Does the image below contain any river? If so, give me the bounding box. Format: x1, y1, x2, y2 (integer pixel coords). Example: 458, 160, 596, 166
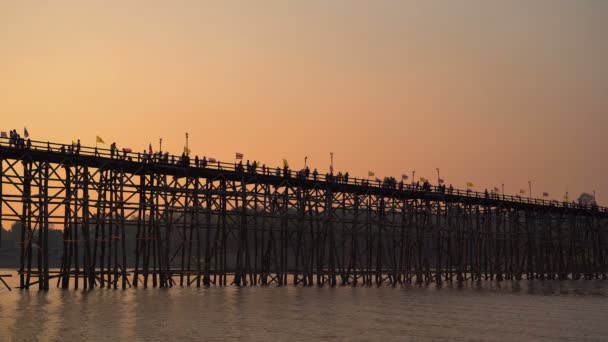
0, 270, 607, 341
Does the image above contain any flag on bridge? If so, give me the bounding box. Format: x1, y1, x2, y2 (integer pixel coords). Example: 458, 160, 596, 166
282, 159, 289, 168
0, 131, 7, 138
148, 143, 153, 154
236, 152, 244, 160
401, 174, 408, 180
24, 127, 29, 138
368, 171, 375, 177
542, 192, 549, 197
96, 135, 105, 144
466, 182, 474, 187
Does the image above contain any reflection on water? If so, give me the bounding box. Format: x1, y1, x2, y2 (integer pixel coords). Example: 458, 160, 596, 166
0, 270, 607, 342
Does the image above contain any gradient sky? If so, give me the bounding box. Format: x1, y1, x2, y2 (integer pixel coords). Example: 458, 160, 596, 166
1, 0, 607, 202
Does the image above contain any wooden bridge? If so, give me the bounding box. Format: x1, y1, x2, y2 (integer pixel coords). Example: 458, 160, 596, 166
0, 137, 606, 290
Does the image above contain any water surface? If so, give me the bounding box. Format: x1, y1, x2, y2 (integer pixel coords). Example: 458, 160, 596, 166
0, 271, 606, 341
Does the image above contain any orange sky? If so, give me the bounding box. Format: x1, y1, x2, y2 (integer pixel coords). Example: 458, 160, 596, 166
1, 0, 607, 202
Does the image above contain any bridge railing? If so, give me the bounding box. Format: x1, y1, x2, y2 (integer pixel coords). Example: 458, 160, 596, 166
0, 136, 605, 213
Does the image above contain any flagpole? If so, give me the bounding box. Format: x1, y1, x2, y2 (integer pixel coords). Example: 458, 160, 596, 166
185, 132, 189, 155
330, 152, 334, 174
159, 138, 163, 152
412, 170, 415, 184
436, 168, 440, 185
304, 156, 307, 168
502, 183, 505, 200
528, 180, 532, 199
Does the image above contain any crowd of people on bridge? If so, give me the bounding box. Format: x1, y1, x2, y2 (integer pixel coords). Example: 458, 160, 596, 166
2, 131, 601, 211
1, 131, 458, 192
6, 130, 31, 149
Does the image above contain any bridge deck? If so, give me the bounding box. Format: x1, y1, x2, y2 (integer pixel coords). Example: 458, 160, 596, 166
0, 137, 604, 218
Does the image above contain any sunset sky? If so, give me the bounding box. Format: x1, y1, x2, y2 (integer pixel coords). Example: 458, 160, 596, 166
1, 0, 606, 202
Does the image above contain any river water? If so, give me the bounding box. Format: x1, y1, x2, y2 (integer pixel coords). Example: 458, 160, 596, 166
0, 271, 607, 341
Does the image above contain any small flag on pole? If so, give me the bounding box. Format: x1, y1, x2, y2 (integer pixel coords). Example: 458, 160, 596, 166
466, 182, 474, 187
542, 192, 549, 197
0, 131, 7, 138
368, 171, 375, 177
148, 143, 153, 154
96, 135, 105, 144
401, 174, 408, 180
282, 159, 289, 168
235, 152, 244, 160
24, 127, 29, 138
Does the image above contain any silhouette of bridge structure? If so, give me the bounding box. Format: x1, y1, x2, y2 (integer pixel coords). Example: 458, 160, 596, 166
0, 137, 606, 290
